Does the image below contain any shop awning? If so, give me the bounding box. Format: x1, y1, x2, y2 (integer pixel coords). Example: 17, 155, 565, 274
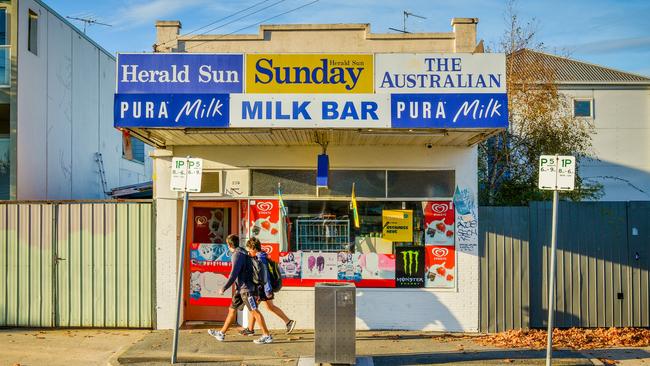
127, 128, 501, 148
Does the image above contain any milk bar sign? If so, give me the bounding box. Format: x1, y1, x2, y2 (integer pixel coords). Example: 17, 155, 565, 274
171, 157, 203, 192
114, 53, 508, 130
539, 155, 575, 191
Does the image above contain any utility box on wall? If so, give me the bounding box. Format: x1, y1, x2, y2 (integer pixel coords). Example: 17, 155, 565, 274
314, 282, 356, 365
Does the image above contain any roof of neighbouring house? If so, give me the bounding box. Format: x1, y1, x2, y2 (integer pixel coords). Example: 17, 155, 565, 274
509, 49, 650, 85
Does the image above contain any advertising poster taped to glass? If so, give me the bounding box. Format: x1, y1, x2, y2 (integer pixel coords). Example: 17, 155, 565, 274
425, 245, 456, 288
395, 246, 425, 288
249, 199, 281, 245
189, 243, 232, 305
423, 201, 455, 246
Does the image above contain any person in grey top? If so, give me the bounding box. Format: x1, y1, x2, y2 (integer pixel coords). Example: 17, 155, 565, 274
207, 234, 273, 344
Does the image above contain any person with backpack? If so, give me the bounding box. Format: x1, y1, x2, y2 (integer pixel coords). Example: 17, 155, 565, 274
207, 234, 273, 344
241, 237, 296, 336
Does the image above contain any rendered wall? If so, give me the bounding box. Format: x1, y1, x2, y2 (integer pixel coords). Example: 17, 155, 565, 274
153, 145, 480, 331
16, 0, 151, 200
562, 88, 650, 201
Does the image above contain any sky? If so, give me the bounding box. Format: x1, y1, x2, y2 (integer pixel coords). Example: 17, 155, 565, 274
46, 0, 650, 77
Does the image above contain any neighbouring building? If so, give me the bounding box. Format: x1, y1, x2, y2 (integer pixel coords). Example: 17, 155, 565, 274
116, 19, 508, 331
511, 49, 650, 201
0, 0, 152, 200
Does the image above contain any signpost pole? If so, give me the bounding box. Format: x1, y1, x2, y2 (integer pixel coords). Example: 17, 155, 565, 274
545, 155, 560, 366
171, 156, 193, 365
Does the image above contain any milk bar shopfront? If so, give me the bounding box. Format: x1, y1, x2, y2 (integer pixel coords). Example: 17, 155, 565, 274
114, 20, 507, 332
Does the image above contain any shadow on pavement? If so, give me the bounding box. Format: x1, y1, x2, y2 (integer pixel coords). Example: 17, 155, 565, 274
372, 349, 591, 366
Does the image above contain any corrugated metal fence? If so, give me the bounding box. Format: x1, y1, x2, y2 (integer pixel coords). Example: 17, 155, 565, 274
0, 201, 154, 328
480, 201, 650, 332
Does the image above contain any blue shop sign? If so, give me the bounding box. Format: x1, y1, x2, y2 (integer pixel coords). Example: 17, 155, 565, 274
390, 93, 508, 128
114, 94, 230, 128
117, 53, 243, 94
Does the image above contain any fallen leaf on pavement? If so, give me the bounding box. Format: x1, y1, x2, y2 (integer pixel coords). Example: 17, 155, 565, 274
599, 359, 619, 365
475, 328, 650, 350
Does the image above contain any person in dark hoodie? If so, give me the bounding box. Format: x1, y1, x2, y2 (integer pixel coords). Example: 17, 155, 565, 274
239, 237, 296, 336
207, 234, 272, 344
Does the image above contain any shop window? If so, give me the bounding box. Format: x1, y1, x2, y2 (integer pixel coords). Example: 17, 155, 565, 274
387, 170, 455, 198
573, 99, 592, 118
28, 10, 38, 55
319, 170, 386, 198
285, 200, 427, 252
251, 169, 315, 196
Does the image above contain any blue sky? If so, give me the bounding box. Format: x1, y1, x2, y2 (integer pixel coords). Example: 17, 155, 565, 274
47, 0, 650, 76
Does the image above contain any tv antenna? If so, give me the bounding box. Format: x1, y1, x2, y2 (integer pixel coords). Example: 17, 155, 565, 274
389, 11, 427, 34
66, 16, 112, 34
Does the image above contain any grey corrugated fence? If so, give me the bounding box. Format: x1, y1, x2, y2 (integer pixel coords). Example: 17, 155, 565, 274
0, 201, 154, 328
480, 201, 650, 332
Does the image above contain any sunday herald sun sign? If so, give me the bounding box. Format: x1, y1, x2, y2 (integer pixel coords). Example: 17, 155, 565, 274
114, 53, 507, 129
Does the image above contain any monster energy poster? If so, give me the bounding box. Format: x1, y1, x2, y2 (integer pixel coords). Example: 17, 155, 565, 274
395, 246, 425, 288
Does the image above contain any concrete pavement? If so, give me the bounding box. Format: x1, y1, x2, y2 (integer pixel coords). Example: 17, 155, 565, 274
2, 327, 649, 365
0, 328, 149, 366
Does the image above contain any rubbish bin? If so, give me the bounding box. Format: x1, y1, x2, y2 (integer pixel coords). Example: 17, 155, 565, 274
315, 282, 356, 365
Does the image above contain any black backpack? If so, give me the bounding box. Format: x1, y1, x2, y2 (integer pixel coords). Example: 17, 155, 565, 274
267, 259, 283, 293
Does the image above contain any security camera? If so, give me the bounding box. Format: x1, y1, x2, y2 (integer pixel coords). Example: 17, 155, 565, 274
425, 143, 433, 149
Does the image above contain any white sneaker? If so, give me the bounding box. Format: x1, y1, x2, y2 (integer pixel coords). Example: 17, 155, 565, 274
207, 329, 225, 341
253, 334, 273, 344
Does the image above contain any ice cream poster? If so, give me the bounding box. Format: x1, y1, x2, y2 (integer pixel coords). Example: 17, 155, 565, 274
261, 243, 280, 262
423, 201, 455, 246
337, 252, 362, 281
189, 271, 231, 306
424, 245, 456, 288
301, 252, 338, 280
189, 242, 233, 305
358, 253, 395, 280
279, 251, 302, 279
189, 243, 233, 272
193, 207, 228, 243
249, 200, 281, 245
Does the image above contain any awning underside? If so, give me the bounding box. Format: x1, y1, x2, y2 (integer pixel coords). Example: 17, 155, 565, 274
127, 128, 503, 148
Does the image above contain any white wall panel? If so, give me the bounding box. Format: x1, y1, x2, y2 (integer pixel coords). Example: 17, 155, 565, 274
71, 34, 100, 198
16, 0, 48, 199
45, 13, 72, 199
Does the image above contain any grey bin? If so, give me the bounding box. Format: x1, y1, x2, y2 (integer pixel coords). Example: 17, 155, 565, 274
314, 282, 356, 365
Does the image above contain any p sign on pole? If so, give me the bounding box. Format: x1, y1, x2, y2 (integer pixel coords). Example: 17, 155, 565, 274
539, 155, 575, 366
171, 156, 202, 364
171, 157, 203, 192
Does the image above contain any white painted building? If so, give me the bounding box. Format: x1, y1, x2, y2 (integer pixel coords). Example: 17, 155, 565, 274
119, 20, 506, 332
0, 0, 152, 200
512, 50, 650, 201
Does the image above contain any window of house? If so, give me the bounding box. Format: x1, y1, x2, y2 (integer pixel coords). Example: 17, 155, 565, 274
573, 99, 592, 118
123, 136, 145, 163
130, 136, 145, 162
28, 10, 37, 55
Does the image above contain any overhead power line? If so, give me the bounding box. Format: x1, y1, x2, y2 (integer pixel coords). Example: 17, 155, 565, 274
185, 0, 320, 51
157, 0, 272, 48
156, 0, 287, 49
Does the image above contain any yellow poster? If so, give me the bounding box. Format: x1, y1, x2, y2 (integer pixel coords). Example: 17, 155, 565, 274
382, 210, 413, 242
246, 54, 374, 93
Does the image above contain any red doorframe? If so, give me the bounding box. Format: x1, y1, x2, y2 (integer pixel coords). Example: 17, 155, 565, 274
183, 200, 239, 322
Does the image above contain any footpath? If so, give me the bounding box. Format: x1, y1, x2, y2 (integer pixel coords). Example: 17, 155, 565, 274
2, 327, 649, 365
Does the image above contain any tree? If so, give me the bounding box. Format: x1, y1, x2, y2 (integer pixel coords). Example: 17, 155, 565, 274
478, 0, 602, 206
